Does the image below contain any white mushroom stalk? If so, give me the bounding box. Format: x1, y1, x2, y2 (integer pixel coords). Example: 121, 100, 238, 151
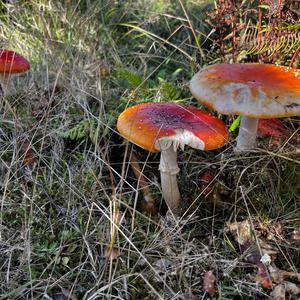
159, 146, 181, 215
235, 117, 259, 152
156, 130, 205, 216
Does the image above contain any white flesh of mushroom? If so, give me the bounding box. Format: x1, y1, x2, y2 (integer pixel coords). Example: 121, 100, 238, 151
155, 129, 205, 216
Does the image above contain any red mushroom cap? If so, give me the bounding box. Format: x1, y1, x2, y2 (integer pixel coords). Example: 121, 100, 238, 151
0, 50, 30, 75
190, 63, 300, 118
117, 102, 229, 153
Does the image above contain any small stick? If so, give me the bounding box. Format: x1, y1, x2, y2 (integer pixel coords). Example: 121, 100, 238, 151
129, 151, 157, 214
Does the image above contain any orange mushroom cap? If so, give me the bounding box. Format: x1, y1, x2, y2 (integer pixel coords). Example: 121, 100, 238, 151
0, 50, 30, 75
190, 64, 300, 118
117, 102, 229, 153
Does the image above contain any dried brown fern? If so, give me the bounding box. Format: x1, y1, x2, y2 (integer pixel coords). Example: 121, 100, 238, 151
240, 25, 300, 62
206, 0, 300, 66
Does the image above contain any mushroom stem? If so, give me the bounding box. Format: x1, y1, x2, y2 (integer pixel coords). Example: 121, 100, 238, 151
159, 146, 182, 216
235, 116, 259, 152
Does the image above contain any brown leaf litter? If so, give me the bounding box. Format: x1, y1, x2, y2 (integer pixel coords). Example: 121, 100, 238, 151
226, 219, 300, 298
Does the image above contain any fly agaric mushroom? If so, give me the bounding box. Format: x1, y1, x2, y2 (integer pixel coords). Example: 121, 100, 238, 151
190, 63, 300, 152
117, 102, 229, 216
0, 49, 30, 95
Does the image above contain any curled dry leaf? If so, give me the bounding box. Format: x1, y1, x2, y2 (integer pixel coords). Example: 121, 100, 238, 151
271, 282, 300, 300
226, 210, 300, 296
271, 283, 286, 300
21, 139, 37, 168
139, 194, 158, 215
203, 270, 217, 297
104, 209, 125, 261
260, 240, 280, 257
226, 219, 252, 246
257, 220, 284, 241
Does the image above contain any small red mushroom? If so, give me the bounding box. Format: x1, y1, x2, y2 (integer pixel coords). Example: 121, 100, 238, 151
258, 118, 288, 139
0, 49, 30, 95
117, 102, 229, 216
199, 169, 216, 196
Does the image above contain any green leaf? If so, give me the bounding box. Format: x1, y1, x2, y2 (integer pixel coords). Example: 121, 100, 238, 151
229, 116, 241, 132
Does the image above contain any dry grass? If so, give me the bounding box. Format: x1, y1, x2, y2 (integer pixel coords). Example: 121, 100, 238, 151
0, 1, 299, 299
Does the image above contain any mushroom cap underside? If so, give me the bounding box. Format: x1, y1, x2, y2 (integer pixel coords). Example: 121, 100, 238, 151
190, 63, 300, 118
117, 102, 229, 152
0, 50, 30, 75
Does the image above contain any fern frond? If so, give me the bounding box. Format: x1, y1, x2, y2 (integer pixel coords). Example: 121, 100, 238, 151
159, 79, 181, 101
239, 24, 300, 60
61, 119, 99, 142
118, 68, 145, 89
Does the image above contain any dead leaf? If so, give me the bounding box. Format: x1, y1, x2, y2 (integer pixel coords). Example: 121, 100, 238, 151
269, 264, 300, 283
271, 282, 300, 300
227, 219, 252, 246
203, 270, 217, 297
257, 220, 284, 242
227, 219, 300, 294
154, 258, 172, 270
21, 139, 37, 168
227, 220, 274, 289
139, 194, 158, 215
260, 240, 279, 257
255, 262, 272, 289
291, 229, 300, 241
104, 247, 124, 261
258, 118, 300, 146
32, 96, 53, 119
284, 281, 300, 295
271, 283, 286, 300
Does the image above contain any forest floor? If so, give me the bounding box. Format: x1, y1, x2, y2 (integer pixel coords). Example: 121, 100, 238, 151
0, 1, 299, 299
